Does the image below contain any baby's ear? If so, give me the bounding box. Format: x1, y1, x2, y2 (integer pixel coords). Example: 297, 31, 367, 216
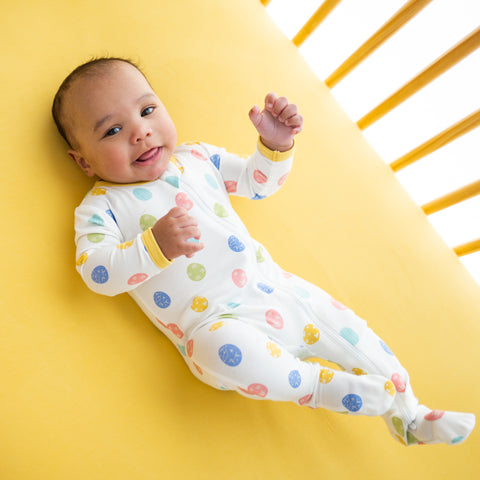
68, 150, 94, 177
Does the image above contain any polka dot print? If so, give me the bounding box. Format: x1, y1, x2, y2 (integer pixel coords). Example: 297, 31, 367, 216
257, 283, 274, 294
139, 214, 156, 231
88, 214, 104, 226
342, 394, 363, 412
133, 187, 152, 201
175, 192, 193, 210
210, 154, 220, 169
154, 291, 171, 309
288, 370, 301, 388
228, 235, 245, 252
128, 273, 148, 285
187, 263, 206, 281
239, 384, 268, 398
265, 309, 284, 329
232, 269, 247, 287
380, 340, 395, 356
218, 344, 242, 366
87, 233, 105, 243
91, 265, 108, 284
340, 327, 359, 346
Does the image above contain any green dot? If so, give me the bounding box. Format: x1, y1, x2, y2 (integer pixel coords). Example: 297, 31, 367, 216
187, 263, 206, 281
87, 233, 105, 243
140, 214, 157, 231
392, 416, 405, 436
214, 203, 229, 217
256, 246, 265, 263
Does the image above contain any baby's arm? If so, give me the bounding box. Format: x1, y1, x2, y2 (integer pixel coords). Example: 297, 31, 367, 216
249, 93, 303, 152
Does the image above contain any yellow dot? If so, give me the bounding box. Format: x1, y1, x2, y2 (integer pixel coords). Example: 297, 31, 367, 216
266, 341, 282, 358
303, 324, 320, 345
319, 368, 334, 384
384, 380, 396, 396
209, 321, 225, 331
76, 252, 88, 266
91, 187, 106, 196
352, 368, 367, 376
117, 240, 134, 249
191, 296, 208, 312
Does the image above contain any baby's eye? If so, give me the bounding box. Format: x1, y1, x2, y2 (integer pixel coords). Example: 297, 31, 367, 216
141, 106, 155, 117
105, 126, 121, 137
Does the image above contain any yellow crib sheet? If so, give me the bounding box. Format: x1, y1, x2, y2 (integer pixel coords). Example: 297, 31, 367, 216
1, 0, 479, 478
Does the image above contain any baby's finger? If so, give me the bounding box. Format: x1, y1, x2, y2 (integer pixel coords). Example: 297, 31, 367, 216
285, 113, 304, 129
271, 96, 289, 118
278, 103, 298, 122
264, 92, 278, 109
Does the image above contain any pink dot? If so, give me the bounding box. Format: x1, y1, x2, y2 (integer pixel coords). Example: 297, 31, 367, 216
424, 410, 445, 421
128, 273, 148, 285
191, 149, 207, 161
175, 192, 194, 210
239, 383, 268, 398
278, 173, 289, 186
186, 340, 194, 358
299, 394, 313, 406
330, 298, 348, 310
265, 309, 284, 329
224, 181, 237, 193
232, 269, 247, 288
391, 373, 407, 393
253, 169, 268, 184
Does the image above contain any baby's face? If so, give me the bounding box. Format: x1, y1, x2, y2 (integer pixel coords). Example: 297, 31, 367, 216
66, 61, 177, 183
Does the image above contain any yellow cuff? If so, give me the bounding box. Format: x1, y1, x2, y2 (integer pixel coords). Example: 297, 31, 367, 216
257, 137, 295, 162
141, 228, 173, 269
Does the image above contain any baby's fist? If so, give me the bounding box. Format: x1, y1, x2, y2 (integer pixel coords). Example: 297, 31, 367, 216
151, 207, 204, 260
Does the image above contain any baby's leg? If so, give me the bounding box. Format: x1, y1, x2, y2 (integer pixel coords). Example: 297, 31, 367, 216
184, 318, 395, 416
303, 284, 475, 445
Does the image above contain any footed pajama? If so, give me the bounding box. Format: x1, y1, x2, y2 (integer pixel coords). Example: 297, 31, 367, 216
75, 140, 474, 445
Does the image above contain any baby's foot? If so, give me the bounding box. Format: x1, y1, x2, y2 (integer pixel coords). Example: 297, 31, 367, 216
384, 405, 475, 446
406, 406, 475, 446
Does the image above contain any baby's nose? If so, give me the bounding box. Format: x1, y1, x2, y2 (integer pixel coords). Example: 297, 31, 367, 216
131, 124, 152, 143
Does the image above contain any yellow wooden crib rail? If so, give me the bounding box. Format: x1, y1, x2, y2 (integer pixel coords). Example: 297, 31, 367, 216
262, 0, 480, 258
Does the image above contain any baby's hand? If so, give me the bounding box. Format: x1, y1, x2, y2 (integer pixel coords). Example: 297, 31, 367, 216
249, 92, 303, 152
151, 207, 204, 260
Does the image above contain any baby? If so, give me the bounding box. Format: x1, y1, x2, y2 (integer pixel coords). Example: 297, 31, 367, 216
52, 57, 475, 446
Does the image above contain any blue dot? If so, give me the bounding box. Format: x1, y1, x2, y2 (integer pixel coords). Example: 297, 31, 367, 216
257, 283, 274, 294
451, 436, 464, 444
252, 194, 266, 200
380, 340, 394, 356
210, 154, 221, 170
342, 394, 363, 412
154, 291, 171, 309
88, 214, 104, 226
227, 302, 241, 309
205, 174, 218, 189
165, 176, 180, 188
340, 327, 359, 346
288, 370, 302, 388
228, 235, 245, 252
218, 344, 242, 366
177, 344, 186, 356
91, 265, 108, 284
106, 209, 117, 223
133, 187, 152, 201
294, 285, 310, 298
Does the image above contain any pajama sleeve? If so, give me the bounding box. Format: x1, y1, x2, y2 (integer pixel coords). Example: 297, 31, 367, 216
197, 138, 294, 200
74, 196, 171, 297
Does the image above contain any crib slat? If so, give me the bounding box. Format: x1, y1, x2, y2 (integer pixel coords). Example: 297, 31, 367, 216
292, 0, 343, 47
326, 0, 432, 88
454, 239, 480, 257
422, 180, 480, 215
390, 109, 480, 171
357, 27, 480, 130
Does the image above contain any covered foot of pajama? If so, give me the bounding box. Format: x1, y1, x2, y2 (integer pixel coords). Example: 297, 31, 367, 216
384, 405, 475, 446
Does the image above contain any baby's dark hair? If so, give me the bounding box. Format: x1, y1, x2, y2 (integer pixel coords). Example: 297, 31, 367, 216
52, 57, 143, 148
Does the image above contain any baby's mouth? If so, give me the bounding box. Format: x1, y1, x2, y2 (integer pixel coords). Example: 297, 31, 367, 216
136, 147, 161, 164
